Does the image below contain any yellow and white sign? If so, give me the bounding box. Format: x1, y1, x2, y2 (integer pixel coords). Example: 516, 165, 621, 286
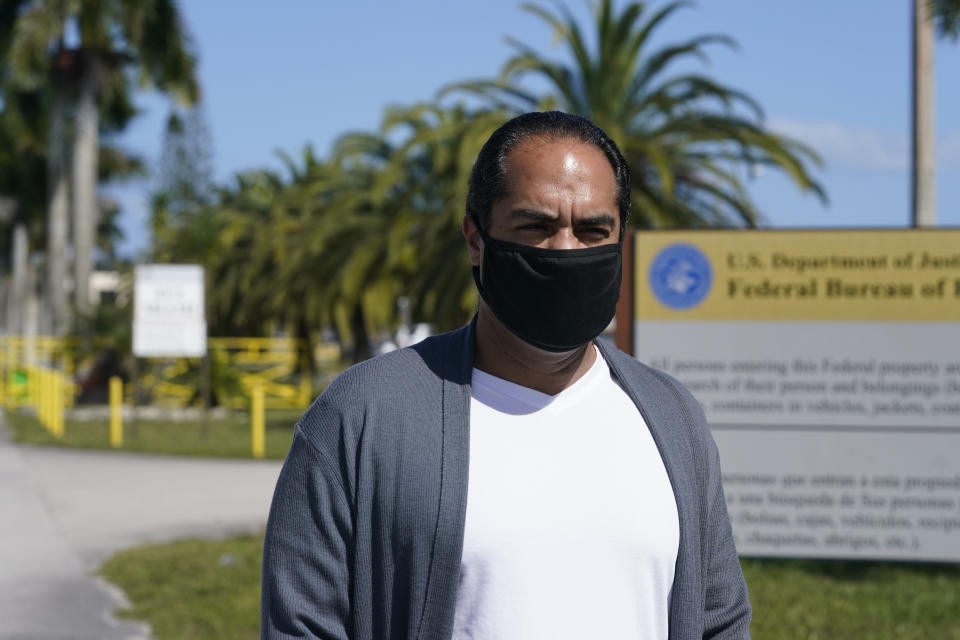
634, 229, 960, 561
636, 229, 960, 322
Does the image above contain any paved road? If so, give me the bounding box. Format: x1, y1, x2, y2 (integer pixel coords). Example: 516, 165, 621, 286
0, 410, 284, 639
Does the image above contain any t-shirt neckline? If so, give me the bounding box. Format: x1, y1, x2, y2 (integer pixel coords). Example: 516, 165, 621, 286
470, 345, 608, 413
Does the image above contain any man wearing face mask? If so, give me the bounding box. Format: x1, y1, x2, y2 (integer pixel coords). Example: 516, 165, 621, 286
261, 112, 751, 640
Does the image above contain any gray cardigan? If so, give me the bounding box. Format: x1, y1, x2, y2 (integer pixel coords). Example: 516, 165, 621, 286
261, 321, 751, 639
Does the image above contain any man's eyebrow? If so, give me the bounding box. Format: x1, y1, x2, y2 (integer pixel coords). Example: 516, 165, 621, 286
507, 208, 558, 223
507, 209, 617, 228
576, 213, 617, 228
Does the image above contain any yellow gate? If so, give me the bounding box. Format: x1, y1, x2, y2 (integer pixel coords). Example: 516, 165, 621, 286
0, 335, 75, 410
0, 335, 337, 411
137, 338, 312, 409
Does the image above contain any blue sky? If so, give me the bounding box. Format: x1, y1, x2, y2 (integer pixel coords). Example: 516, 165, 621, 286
107, 0, 960, 256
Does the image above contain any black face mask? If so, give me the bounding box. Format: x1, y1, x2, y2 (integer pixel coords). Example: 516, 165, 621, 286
472, 227, 622, 352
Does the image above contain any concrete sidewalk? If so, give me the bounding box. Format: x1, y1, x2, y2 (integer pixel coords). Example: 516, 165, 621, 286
0, 410, 284, 639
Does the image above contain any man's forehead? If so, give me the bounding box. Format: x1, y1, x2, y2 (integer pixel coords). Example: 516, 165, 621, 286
505, 135, 599, 164
502, 137, 615, 186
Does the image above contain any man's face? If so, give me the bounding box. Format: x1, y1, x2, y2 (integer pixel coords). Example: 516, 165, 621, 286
465, 136, 620, 264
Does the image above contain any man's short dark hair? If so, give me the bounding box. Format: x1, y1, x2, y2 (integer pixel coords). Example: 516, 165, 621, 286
466, 111, 631, 238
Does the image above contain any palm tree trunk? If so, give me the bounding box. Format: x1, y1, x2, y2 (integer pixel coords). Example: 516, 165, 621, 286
47, 85, 70, 333
296, 316, 316, 373
9, 222, 29, 335
912, 0, 936, 227
72, 55, 100, 318
351, 307, 372, 363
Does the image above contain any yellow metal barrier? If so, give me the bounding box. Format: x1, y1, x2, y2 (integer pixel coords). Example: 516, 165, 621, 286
17, 365, 66, 438
0, 346, 5, 407
135, 337, 316, 410
40, 370, 49, 430
109, 376, 123, 447
36, 369, 46, 427
213, 337, 311, 410
251, 383, 265, 459
0, 335, 76, 410
52, 373, 64, 438
0, 334, 337, 413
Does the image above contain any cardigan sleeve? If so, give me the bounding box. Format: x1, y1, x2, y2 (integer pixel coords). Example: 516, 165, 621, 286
261, 427, 353, 639
697, 403, 752, 640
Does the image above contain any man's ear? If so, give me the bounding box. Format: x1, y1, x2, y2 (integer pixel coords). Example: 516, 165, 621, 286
462, 214, 483, 267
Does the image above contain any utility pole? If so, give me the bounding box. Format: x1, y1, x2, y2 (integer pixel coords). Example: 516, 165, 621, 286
912, 0, 936, 227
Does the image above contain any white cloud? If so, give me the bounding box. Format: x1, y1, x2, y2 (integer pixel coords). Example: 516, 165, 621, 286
940, 131, 960, 169
769, 118, 907, 171
769, 118, 960, 172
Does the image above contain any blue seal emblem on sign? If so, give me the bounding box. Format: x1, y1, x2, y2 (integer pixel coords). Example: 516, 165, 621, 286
649, 243, 713, 309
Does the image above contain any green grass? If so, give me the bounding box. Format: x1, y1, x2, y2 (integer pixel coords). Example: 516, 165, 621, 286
743, 558, 960, 639
100, 533, 264, 639
4, 409, 297, 460
99, 533, 960, 640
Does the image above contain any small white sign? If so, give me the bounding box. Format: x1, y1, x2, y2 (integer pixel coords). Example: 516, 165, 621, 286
133, 264, 207, 357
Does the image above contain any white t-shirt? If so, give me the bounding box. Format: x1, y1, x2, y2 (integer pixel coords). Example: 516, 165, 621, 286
452, 347, 680, 640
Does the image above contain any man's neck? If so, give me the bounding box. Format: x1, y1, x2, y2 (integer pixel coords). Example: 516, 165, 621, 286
472, 304, 598, 396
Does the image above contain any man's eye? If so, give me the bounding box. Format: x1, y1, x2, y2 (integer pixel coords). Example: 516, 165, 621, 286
580, 227, 610, 238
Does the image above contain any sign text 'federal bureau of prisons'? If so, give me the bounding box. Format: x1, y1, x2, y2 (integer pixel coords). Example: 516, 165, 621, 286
635, 229, 960, 561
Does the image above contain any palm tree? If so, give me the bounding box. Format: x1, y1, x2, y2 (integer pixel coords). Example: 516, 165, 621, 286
8, 0, 199, 325
0, 90, 46, 335
150, 150, 366, 359
913, 0, 960, 227
376, 103, 510, 330
283, 136, 410, 361
153, 106, 509, 355
932, 0, 960, 38
301, 104, 512, 349
2, 9, 144, 334
154, 170, 282, 337
1, 0, 43, 334
445, 0, 825, 228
